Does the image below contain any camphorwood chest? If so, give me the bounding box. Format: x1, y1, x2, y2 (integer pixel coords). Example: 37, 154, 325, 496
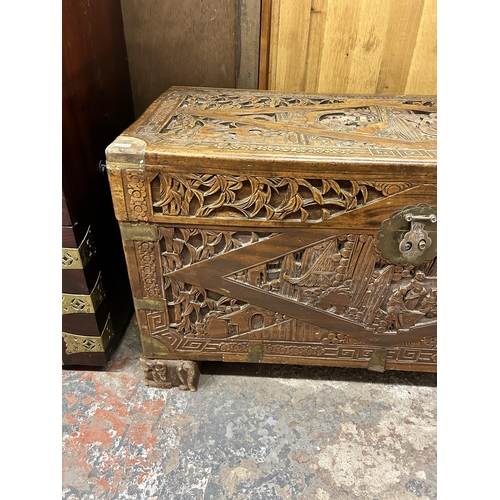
106, 86, 437, 391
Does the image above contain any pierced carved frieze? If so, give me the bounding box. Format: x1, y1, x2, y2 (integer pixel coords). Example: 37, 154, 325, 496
151, 173, 412, 222
177, 90, 436, 112
230, 233, 437, 336
178, 91, 354, 111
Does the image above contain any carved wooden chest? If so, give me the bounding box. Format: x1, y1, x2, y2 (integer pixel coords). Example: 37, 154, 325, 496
106, 87, 437, 390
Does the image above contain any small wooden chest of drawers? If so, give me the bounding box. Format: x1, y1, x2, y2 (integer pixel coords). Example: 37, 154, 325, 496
106, 86, 437, 390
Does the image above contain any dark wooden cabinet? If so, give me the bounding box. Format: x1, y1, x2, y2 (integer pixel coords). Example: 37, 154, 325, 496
62, 0, 135, 367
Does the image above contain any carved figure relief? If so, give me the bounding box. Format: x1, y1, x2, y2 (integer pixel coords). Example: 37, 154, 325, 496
140, 357, 200, 391
131, 88, 436, 160
154, 275, 368, 352
155, 228, 367, 346
230, 233, 437, 335
160, 103, 436, 148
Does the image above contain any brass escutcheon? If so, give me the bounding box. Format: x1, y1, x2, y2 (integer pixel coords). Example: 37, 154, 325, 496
377, 203, 437, 266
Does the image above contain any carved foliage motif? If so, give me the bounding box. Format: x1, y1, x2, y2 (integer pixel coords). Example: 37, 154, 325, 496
159, 276, 367, 348
178, 91, 354, 111
157, 228, 282, 339
158, 227, 276, 273
231, 233, 437, 335
155, 228, 375, 351
151, 173, 412, 222
126, 171, 148, 221
136, 241, 162, 298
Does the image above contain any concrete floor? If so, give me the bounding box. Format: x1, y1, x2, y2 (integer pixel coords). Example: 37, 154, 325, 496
62, 315, 437, 500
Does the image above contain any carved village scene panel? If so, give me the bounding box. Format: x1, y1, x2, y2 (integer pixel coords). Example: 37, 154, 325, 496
141, 226, 437, 363
228, 233, 437, 336
133, 88, 436, 161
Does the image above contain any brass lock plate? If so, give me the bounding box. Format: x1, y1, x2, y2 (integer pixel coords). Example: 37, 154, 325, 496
377, 203, 437, 266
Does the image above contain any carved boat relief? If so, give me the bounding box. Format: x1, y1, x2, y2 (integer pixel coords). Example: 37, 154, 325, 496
229, 233, 437, 335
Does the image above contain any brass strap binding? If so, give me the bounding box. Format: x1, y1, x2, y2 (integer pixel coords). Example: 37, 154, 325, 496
62, 226, 97, 269
62, 272, 106, 315
62, 314, 115, 355
248, 342, 264, 363
368, 350, 388, 372
119, 222, 158, 241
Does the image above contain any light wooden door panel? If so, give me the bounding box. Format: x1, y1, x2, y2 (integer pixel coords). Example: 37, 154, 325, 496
267, 0, 437, 95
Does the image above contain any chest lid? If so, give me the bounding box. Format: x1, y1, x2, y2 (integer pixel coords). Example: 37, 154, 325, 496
107, 86, 436, 176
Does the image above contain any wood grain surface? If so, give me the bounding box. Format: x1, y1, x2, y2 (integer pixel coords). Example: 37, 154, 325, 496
259, 0, 272, 89
267, 0, 436, 94
121, 0, 261, 117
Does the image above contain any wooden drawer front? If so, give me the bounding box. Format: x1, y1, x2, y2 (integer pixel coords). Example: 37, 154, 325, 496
62, 314, 116, 367
62, 225, 115, 367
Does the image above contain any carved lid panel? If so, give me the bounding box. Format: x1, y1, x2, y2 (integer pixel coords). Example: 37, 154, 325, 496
118, 86, 437, 169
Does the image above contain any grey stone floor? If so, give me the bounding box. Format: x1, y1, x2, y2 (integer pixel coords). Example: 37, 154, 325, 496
62, 315, 437, 499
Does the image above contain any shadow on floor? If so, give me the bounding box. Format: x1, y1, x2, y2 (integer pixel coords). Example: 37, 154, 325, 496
200, 360, 437, 387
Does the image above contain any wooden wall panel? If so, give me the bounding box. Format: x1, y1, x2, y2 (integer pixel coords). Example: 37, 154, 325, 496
121, 0, 261, 118
267, 0, 436, 95
404, 0, 437, 94
258, 0, 272, 89
237, 0, 262, 90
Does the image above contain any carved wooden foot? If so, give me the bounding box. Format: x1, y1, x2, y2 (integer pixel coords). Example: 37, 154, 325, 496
139, 356, 200, 391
